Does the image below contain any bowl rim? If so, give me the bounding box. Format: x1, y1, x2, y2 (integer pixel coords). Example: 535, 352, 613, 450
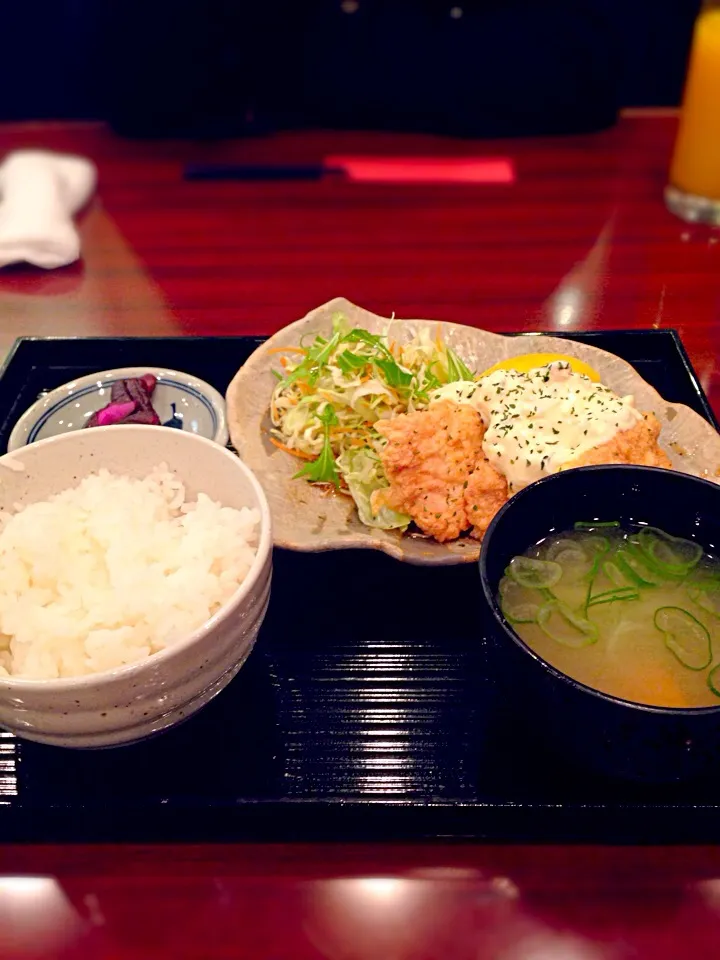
0, 424, 272, 690
7, 365, 229, 452
479, 463, 720, 717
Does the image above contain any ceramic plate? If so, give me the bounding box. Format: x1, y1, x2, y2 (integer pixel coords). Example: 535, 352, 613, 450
227, 297, 720, 565
8, 366, 229, 452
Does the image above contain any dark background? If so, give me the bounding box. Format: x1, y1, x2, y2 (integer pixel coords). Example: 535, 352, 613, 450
1, 0, 701, 138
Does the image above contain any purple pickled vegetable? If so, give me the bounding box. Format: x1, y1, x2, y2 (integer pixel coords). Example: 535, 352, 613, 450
120, 377, 161, 425
109, 380, 131, 404
85, 375, 161, 430
85, 400, 137, 428
123, 406, 161, 426
109, 374, 157, 405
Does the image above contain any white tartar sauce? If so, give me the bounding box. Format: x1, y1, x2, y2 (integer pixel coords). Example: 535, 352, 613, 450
430, 362, 642, 491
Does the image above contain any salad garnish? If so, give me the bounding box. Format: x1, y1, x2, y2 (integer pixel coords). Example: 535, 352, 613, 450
269, 313, 475, 530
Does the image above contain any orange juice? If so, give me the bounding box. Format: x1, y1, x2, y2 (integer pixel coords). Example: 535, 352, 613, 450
670, 6, 720, 201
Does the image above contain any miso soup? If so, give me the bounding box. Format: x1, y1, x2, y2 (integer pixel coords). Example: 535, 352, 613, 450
498, 521, 720, 708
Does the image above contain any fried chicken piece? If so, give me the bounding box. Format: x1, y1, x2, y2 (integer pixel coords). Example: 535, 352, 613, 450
560, 412, 671, 471
375, 401, 484, 542
465, 458, 509, 540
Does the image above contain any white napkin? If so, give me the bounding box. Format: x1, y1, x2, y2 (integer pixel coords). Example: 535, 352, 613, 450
0, 150, 97, 269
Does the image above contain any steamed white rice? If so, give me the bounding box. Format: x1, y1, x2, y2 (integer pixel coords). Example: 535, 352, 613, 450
0, 465, 260, 679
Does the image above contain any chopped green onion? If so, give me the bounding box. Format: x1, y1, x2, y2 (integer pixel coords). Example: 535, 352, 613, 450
654, 606, 712, 671
708, 664, 720, 698
551, 548, 587, 565
636, 527, 702, 576
546, 538, 596, 581
587, 588, 640, 608
687, 580, 720, 620
537, 600, 599, 648
499, 576, 542, 623
615, 548, 666, 587
547, 547, 589, 571
546, 539, 585, 562
590, 585, 639, 601
624, 538, 677, 577
574, 521, 620, 529
578, 535, 611, 555
508, 556, 562, 589
582, 553, 603, 614
603, 560, 632, 588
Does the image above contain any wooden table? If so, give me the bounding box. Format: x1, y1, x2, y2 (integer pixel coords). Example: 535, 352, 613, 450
1, 114, 720, 959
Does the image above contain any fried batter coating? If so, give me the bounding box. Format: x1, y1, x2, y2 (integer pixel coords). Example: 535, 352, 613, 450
465, 457, 509, 540
560, 412, 671, 471
376, 401, 509, 542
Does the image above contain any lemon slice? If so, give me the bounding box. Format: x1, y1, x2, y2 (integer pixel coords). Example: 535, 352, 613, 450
478, 352, 601, 382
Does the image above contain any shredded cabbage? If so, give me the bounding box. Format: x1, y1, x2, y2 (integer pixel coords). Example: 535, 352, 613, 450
269, 313, 475, 530
336, 448, 409, 531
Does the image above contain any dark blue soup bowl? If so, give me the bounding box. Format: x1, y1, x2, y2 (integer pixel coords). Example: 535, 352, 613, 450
479, 464, 720, 783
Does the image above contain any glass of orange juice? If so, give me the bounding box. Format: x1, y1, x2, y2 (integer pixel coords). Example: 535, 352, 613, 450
665, 0, 720, 225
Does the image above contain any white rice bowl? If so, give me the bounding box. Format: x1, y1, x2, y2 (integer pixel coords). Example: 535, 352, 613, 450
0, 466, 260, 680
0, 425, 272, 748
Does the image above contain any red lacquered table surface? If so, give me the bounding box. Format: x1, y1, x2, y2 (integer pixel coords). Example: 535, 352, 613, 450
1, 113, 720, 959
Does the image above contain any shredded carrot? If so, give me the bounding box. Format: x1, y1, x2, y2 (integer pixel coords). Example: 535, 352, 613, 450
269, 436, 316, 461
267, 346, 307, 356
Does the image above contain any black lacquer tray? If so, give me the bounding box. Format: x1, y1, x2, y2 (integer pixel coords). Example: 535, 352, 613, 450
0, 330, 718, 843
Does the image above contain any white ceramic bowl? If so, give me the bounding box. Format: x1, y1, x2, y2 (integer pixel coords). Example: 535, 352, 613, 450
0, 425, 272, 748
7, 366, 229, 452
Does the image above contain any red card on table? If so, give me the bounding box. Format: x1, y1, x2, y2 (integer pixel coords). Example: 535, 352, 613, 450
325, 155, 516, 184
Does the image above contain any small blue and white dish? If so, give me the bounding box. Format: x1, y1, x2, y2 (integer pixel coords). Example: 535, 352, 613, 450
7, 366, 229, 452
